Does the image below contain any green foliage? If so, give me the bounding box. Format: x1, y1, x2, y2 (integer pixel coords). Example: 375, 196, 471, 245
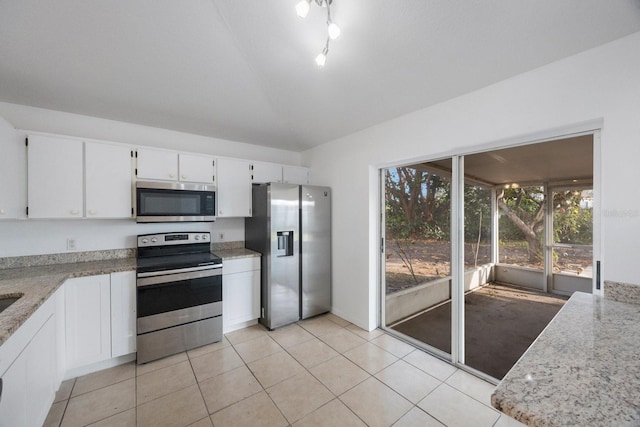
385, 167, 451, 239
498, 187, 545, 242
463, 185, 491, 242
553, 191, 592, 245
386, 166, 592, 252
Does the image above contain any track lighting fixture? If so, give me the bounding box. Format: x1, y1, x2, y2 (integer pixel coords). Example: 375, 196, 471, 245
295, 0, 340, 67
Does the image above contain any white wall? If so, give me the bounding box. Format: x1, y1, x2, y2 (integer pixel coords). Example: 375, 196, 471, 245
0, 102, 301, 257
0, 218, 245, 257
0, 102, 302, 164
304, 32, 640, 330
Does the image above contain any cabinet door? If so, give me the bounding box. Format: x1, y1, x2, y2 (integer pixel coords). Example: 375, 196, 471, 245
252, 162, 282, 184
178, 154, 215, 183
0, 353, 27, 427
222, 270, 260, 331
222, 258, 260, 332
65, 275, 111, 370
110, 271, 136, 358
217, 158, 252, 217
25, 315, 56, 427
0, 315, 56, 427
85, 142, 133, 218
0, 116, 25, 219
27, 135, 83, 218
136, 148, 178, 181
282, 166, 310, 185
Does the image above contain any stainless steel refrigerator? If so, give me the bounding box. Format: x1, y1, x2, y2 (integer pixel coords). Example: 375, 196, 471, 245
245, 183, 331, 330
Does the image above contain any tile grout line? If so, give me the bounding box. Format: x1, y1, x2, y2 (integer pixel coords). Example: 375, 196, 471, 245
53, 314, 502, 427
226, 332, 291, 425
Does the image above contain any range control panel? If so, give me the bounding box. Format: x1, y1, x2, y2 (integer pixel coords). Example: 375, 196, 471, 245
137, 232, 210, 247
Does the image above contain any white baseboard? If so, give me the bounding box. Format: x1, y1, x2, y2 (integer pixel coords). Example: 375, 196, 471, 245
223, 318, 258, 334
63, 353, 136, 380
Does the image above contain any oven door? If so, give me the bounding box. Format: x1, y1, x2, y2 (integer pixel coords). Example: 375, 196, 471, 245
137, 267, 222, 334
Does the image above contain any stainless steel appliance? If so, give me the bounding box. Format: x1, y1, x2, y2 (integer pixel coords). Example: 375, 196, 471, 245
136, 232, 222, 364
245, 183, 331, 330
136, 181, 216, 222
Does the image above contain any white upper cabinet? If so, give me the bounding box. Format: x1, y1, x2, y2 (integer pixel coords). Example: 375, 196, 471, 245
252, 162, 282, 184
85, 142, 133, 218
283, 165, 310, 185
136, 149, 216, 184
0, 116, 25, 219
136, 148, 178, 181
178, 153, 215, 184
28, 134, 84, 218
217, 158, 252, 217
28, 135, 133, 219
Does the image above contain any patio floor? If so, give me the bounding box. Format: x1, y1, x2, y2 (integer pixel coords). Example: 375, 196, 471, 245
391, 282, 568, 379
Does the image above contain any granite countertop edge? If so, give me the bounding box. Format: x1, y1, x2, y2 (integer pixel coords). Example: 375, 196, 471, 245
0, 258, 137, 347
213, 248, 261, 260
491, 291, 640, 426
0, 248, 262, 348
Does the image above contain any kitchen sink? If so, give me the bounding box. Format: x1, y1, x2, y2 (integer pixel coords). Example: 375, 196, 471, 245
0, 294, 22, 314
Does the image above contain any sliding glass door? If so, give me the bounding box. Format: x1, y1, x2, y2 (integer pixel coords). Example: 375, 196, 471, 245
382, 160, 453, 359
380, 132, 597, 381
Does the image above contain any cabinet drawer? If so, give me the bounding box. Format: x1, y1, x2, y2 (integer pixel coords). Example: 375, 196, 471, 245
222, 257, 260, 275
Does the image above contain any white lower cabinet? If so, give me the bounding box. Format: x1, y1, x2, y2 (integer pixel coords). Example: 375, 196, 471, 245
110, 271, 137, 358
25, 316, 56, 426
64, 275, 112, 370
65, 272, 136, 372
0, 342, 27, 427
0, 290, 59, 427
0, 271, 137, 426
222, 257, 261, 332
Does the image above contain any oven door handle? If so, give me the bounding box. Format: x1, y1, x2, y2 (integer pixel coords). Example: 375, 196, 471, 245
137, 264, 222, 278
137, 268, 222, 287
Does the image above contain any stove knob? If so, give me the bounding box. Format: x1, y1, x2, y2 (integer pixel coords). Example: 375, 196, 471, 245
194, 235, 200, 240
202, 234, 208, 240
141, 238, 149, 244
151, 238, 157, 243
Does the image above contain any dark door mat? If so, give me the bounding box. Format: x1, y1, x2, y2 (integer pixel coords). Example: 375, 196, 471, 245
391, 283, 567, 379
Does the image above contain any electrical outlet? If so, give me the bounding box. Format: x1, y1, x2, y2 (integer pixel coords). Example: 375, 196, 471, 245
67, 238, 77, 250
219, 232, 225, 241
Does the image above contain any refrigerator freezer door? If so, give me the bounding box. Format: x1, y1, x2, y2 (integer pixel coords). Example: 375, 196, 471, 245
300, 186, 331, 319
268, 184, 301, 329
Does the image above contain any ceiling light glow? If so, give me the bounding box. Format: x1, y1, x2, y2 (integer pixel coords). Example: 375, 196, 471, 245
296, 0, 311, 18
295, 0, 339, 66
327, 22, 341, 39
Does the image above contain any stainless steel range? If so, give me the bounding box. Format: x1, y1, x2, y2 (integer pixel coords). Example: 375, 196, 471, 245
136, 232, 222, 364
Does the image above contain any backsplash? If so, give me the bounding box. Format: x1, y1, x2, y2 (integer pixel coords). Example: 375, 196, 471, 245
210, 240, 244, 251
603, 280, 640, 305
0, 248, 136, 270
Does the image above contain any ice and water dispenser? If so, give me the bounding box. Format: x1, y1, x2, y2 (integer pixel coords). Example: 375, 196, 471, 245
276, 231, 294, 257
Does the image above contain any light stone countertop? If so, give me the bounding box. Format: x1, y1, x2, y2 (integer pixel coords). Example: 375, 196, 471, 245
0, 258, 136, 346
213, 248, 261, 260
491, 291, 640, 426
0, 247, 261, 347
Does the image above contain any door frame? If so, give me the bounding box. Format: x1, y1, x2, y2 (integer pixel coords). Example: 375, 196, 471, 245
377, 124, 602, 380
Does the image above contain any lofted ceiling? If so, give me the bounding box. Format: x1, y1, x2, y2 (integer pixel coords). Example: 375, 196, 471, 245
0, 1, 639, 152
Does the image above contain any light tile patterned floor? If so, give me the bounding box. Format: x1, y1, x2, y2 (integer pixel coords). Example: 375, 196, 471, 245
44, 314, 525, 427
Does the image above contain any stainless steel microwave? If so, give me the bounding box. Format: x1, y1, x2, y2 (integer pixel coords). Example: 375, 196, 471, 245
136, 181, 216, 222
